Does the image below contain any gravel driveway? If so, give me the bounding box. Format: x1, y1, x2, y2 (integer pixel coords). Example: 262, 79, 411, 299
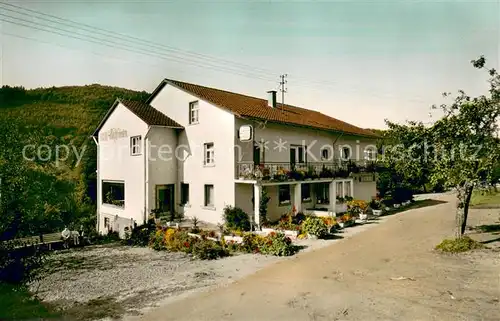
30, 219, 385, 320
136, 193, 500, 321
30, 245, 282, 318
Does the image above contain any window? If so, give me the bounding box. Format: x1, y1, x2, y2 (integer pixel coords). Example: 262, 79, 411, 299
189, 101, 199, 124
278, 185, 291, 205
342, 147, 351, 160
130, 136, 142, 155
204, 143, 215, 165
315, 183, 329, 205
321, 148, 330, 161
336, 182, 343, 197
345, 182, 352, 197
364, 148, 376, 161
204, 184, 214, 207
181, 183, 189, 205
102, 181, 125, 207
290, 145, 306, 164
301, 184, 311, 202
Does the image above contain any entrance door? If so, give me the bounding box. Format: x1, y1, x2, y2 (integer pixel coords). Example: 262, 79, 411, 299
290, 145, 305, 169
156, 184, 175, 216
290, 148, 296, 169
253, 145, 261, 166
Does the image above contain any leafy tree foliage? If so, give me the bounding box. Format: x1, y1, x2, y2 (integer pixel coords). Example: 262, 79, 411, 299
430, 56, 500, 237
0, 85, 149, 239
381, 56, 500, 238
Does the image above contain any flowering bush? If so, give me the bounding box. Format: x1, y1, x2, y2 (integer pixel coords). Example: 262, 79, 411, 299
191, 241, 228, 260
276, 212, 302, 232
302, 216, 328, 237
237, 232, 298, 256
320, 216, 336, 227
338, 213, 353, 223
259, 232, 298, 256
149, 228, 229, 259
347, 200, 368, 216
241, 233, 266, 253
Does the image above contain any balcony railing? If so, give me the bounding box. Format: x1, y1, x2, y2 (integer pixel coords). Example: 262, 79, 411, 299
236, 160, 377, 181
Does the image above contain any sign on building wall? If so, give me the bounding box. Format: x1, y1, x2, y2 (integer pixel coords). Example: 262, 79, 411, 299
238, 125, 253, 142
100, 128, 128, 141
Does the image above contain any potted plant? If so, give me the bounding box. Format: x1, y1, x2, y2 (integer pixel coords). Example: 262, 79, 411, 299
369, 199, 383, 216
347, 199, 368, 221
319, 166, 334, 178
338, 213, 353, 228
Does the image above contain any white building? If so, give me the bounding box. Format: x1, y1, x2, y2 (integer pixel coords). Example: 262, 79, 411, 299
92, 79, 380, 235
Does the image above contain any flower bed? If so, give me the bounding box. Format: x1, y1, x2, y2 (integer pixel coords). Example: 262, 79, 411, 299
238, 232, 299, 256
150, 228, 229, 260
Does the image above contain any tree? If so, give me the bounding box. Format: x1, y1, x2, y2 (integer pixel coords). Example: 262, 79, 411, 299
381, 121, 433, 194
380, 56, 500, 238
430, 56, 500, 237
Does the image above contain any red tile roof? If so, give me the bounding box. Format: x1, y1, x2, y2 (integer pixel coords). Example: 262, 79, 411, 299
120, 100, 183, 128
92, 99, 182, 137
148, 79, 378, 138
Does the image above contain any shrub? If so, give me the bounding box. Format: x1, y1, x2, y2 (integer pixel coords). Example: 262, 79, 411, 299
259, 232, 298, 256
223, 206, 251, 232
369, 199, 382, 210
241, 233, 266, 253
435, 236, 484, 253
87, 230, 121, 245
122, 222, 155, 247
276, 212, 301, 232
259, 189, 271, 224
0, 240, 47, 285
190, 216, 201, 234
293, 212, 306, 225
191, 241, 229, 260
302, 217, 328, 237
393, 187, 413, 204
150, 228, 228, 260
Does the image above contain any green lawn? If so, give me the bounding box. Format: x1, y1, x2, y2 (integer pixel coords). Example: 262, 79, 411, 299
0, 283, 60, 320
470, 189, 500, 207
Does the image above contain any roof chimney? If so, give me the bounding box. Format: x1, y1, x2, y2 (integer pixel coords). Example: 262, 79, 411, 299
267, 90, 277, 108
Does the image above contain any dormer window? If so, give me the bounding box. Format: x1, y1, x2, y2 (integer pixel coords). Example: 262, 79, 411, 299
189, 101, 199, 124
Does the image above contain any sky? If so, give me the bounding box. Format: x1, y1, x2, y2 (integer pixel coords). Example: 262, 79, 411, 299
1, 0, 499, 129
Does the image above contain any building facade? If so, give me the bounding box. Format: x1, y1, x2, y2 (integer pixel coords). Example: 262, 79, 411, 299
93, 79, 379, 235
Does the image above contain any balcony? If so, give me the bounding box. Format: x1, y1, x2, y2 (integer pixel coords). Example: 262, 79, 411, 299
236, 160, 377, 182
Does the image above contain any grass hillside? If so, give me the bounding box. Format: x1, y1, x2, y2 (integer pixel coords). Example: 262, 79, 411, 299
0, 85, 150, 238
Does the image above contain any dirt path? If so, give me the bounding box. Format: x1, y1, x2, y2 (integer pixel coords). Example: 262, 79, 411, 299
138, 193, 500, 321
